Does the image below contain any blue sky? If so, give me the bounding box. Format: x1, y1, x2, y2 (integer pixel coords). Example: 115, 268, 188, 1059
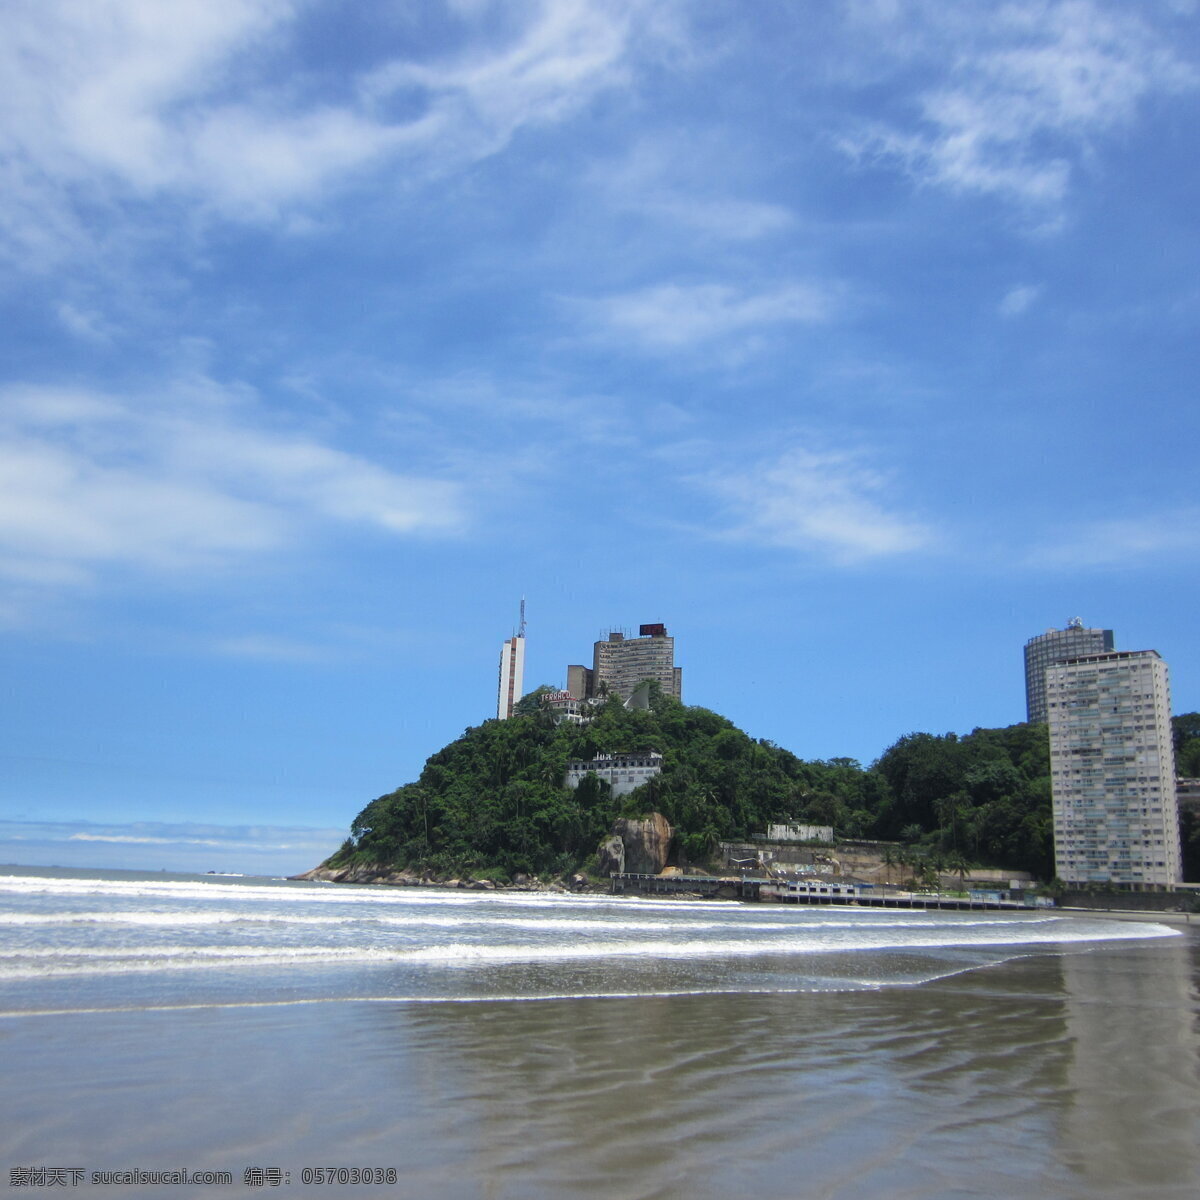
3, 0, 1198, 876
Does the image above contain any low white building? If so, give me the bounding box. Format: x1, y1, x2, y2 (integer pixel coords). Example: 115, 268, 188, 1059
543, 680, 653, 726
564, 752, 663, 797
542, 690, 591, 725
762, 880, 869, 900
766, 822, 834, 843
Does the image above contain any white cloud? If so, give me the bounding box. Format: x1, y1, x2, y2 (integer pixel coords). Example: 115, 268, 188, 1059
1025, 510, 1200, 569
0, 817, 346, 872
842, 0, 1196, 211
212, 634, 332, 663
183, 106, 410, 219
69, 832, 232, 847
56, 302, 116, 342
0, 438, 284, 574
1, 818, 345, 854
0, 0, 288, 264
581, 281, 833, 351
592, 138, 796, 243
999, 284, 1043, 316
0, 378, 466, 592
651, 197, 794, 242
699, 445, 934, 564
363, 0, 641, 170
0, 0, 662, 265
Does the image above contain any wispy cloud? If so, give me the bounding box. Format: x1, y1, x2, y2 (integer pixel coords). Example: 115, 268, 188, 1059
0, 377, 466, 598
69, 831, 247, 848
1, 817, 345, 852
841, 0, 1196, 215
0, 0, 665, 268
56, 301, 117, 342
577, 281, 834, 353
695, 445, 935, 564
211, 634, 334, 663
0, 818, 345, 873
591, 137, 796, 243
1025, 509, 1200, 569
647, 197, 795, 242
999, 284, 1042, 316
362, 0, 647, 173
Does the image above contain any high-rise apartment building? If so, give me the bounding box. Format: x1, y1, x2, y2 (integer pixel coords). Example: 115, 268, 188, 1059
1047, 649, 1181, 888
496, 634, 525, 720
496, 600, 526, 720
1024, 619, 1114, 724
567, 623, 682, 702
565, 663, 592, 701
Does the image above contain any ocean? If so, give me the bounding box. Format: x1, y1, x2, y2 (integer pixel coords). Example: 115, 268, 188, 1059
1, 866, 1197, 1199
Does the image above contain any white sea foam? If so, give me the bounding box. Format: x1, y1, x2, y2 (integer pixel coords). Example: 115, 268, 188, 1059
0, 867, 1180, 1005
0, 910, 306, 927
0, 874, 1071, 933
0, 915, 1177, 983
0, 908, 960, 934
0, 874, 735, 913
379, 923, 1177, 965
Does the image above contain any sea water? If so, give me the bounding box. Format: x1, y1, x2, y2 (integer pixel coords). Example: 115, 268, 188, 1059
1, 866, 1198, 1198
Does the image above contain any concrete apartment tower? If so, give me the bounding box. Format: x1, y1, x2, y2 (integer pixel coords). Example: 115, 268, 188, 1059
567, 623, 682, 702
1046, 649, 1181, 888
496, 600, 527, 720
1024, 618, 1114, 724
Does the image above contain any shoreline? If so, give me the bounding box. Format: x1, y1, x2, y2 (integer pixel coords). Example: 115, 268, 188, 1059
300, 866, 1199, 924
297, 864, 1200, 916
1055, 905, 1197, 926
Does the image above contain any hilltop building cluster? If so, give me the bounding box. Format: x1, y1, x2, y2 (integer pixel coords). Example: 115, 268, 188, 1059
497, 606, 1192, 893
566, 624, 682, 703
497, 614, 681, 722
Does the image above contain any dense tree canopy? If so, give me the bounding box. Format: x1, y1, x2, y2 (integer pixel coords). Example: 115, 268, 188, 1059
1173, 712, 1200, 777
327, 689, 1063, 882
1175, 714, 1200, 881
871, 723, 1054, 878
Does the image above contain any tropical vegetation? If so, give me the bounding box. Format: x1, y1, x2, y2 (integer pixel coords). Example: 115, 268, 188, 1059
320, 688, 1183, 885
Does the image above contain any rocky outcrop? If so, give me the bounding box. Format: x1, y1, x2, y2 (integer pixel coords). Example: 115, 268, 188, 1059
293, 862, 584, 893
597, 813, 673, 876
597, 834, 626, 877
294, 863, 424, 885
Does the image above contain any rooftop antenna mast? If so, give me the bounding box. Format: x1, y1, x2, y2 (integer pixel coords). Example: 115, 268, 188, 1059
518, 596, 526, 639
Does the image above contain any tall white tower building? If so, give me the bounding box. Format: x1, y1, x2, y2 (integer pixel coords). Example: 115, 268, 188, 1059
496, 600, 526, 720
1047, 649, 1181, 888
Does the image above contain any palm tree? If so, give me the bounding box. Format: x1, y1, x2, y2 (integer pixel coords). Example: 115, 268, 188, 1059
881, 845, 897, 886
921, 859, 940, 890
946, 850, 971, 894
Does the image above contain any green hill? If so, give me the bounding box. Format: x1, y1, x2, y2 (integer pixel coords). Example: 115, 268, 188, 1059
322, 687, 1062, 883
